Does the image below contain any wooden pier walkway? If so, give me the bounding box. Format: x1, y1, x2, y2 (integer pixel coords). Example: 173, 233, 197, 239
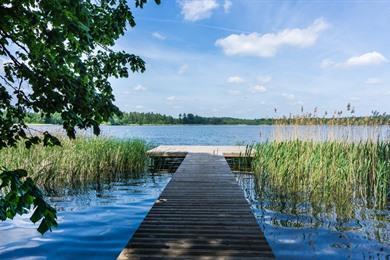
146, 145, 254, 158
118, 147, 273, 259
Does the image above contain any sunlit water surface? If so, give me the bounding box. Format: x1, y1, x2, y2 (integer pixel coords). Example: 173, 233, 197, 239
30, 124, 390, 144
1, 125, 390, 259
235, 172, 390, 259
0, 174, 171, 259
1, 171, 389, 259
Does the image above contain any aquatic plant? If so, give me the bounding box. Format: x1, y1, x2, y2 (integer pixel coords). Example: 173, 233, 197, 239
228, 106, 390, 232
226, 144, 254, 172
252, 140, 390, 212
271, 105, 390, 142
0, 138, 148, 191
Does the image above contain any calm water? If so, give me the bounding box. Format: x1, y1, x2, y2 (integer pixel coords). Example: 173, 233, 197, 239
31, 124, 390, 144
235, 173, 390, 259
2, 125, 390, 259
0, 174, 171, 259
2, 170, 388, 259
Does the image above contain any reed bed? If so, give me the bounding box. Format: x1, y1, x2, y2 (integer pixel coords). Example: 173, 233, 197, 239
0, 138, 148, 191
252, 141, 390, 211
270, 105, 390, 143
251, 106, 390, 216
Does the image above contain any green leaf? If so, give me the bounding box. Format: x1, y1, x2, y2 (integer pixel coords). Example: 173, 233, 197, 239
25, 140, 32, 149
0, 0, 158, 234
1, 169, 57, 234
30, 207, 43, 223
37, 218, 50, 235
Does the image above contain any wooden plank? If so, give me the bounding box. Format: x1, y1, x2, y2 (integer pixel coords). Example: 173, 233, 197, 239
118, 153, 273, 259
147, 145, 254, 158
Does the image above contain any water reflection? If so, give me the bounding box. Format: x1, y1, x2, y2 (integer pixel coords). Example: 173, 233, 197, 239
235, 172, 390, 258
0, 173, 171, 259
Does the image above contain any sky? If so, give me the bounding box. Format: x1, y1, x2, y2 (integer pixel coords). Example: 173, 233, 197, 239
110, 0, 390, 118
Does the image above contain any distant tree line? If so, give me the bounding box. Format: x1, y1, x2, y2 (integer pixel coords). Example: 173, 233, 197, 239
25, 112, 273, 125
25, 112, 63, 125
108, 112, 273, 125
25, 111, 390, 126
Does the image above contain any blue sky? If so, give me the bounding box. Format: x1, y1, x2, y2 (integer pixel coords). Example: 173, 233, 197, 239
111, 0, 390, 118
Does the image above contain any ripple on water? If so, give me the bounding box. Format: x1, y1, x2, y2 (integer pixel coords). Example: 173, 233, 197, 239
235, 173, 390, 259
0, 173, 171, 259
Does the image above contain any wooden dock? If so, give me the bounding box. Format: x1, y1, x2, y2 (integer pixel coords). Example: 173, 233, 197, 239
146, 145, 254, 158
118, 147, 273, 259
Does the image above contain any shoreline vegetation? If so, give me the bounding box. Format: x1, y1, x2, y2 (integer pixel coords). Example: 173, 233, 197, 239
253, 122, 390, 212
0, 121, 388, 242
253, 140, 390, 210
0, 138, 148, 193
250, 139, 390, 244
2, 108, 389, 219
24, 110, 390, 126
1, 136, 388, 209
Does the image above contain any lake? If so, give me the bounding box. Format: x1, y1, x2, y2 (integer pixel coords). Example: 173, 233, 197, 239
0, 174, 172, 259
31, 124, 390, 144
236, 173, 390, 259
1, 171, 388, 259
1, 125, 389, 259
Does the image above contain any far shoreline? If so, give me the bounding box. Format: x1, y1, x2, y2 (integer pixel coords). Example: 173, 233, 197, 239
27, 123, 273, 126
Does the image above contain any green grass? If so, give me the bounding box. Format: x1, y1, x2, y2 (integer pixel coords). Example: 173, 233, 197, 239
251, 140, 390, 215
0, 137, 148, 191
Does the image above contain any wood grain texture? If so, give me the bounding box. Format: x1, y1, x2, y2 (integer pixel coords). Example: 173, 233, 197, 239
147, 145, 254, 158
118, 153, 273, 259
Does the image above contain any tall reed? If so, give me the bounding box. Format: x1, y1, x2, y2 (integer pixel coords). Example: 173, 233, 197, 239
0, 138, 148, 191
271, 105, 390, 142
252, 140, 390, 215
251, 105, 390, 218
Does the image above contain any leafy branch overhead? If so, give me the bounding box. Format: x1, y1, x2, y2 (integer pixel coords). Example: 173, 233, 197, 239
0, 169, 57, 234
0, 0, 159, 233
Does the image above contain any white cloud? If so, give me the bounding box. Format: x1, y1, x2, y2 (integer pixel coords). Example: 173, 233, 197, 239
178, 64, 189, 75
250, 85, 267, 93
281, 93, 295, 100
215, 18, 328, 58
227, 89, 241, 96
179, 0, 219, 21
365, 78, 383, 85
166, 96, 177, 101
135, 105, 144, 109
227, 75, 244, 84
152, 32, 166, 40
133, 84, 147, 91
223, 0, 232, 13
345, 52, 387, 67
322, 52, 388, 68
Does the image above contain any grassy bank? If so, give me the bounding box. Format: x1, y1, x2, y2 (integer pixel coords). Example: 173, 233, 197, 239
0, 138, 148, 191
251, 140, 390, 215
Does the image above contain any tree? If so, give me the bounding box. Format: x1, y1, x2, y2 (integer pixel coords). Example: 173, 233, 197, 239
182, 113, 187, 124
186, 113, 194, 124
0, 0, 159, 234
